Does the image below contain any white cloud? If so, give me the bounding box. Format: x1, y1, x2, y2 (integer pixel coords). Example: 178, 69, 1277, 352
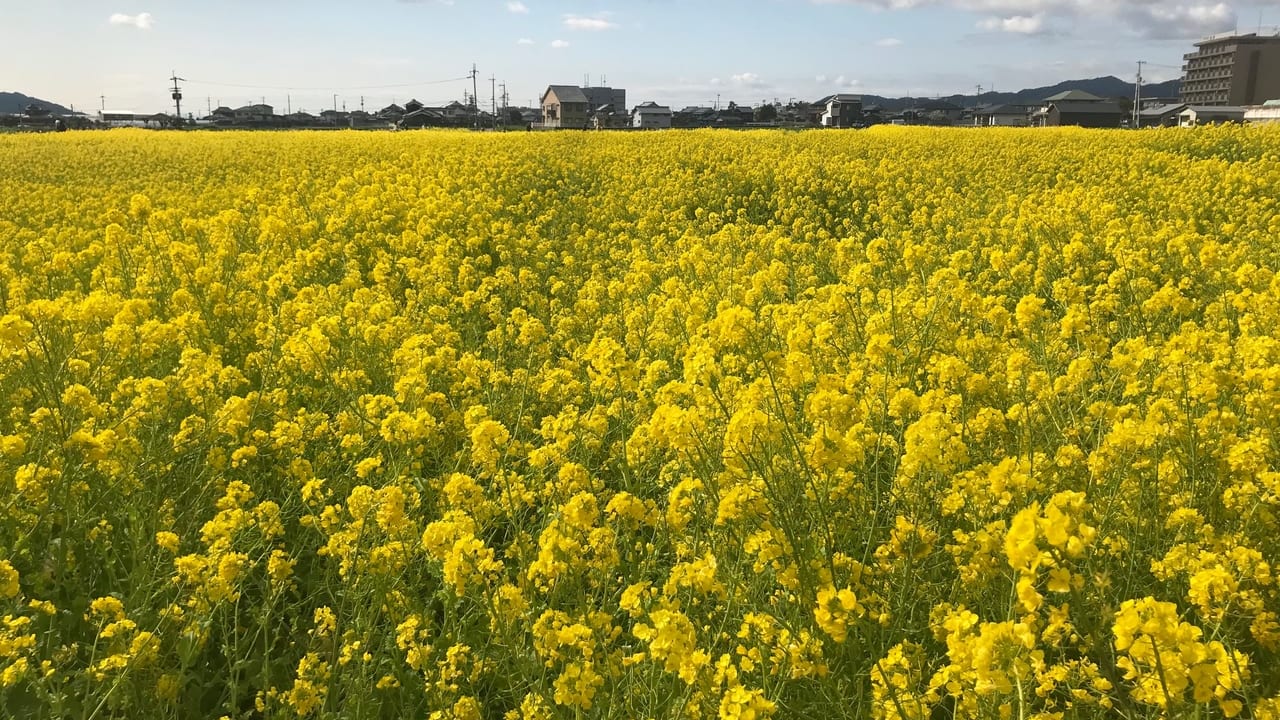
810, 0, 1247, 37
731, 72, 769, 89
516, 37, 535, 45
506, 1, 529, 13
1126, 3, 1236, 39
563, 14, 618, 30
815, 74, 829, 83
550, 39, 570, 48
977, 13, 1046, 33
875, 37, 904, 46
109, 12, 153, 29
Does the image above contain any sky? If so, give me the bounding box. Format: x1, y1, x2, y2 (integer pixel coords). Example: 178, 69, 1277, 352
2, 0, 1276, 114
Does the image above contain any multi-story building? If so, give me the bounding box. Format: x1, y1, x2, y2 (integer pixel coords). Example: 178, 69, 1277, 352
816, 94, 863, 127
1181, 31, 1280, 106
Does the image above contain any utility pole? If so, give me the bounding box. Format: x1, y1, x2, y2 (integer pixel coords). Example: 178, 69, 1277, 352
207, 97, 211, 114
360, 95, 365, 113
169, 72, 185, 125
287, 94, 291, 115
1133, 60, 1145, 128
490, 74, 497, 126
499, 82, 508, 126
333, 94, 338, 116
100, 95, 105, 113
469, 64, 480, 128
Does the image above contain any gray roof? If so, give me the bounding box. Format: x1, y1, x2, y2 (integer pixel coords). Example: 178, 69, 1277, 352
1183, 106, 1247, 115
815, 93, 862, 105
1139, 103, 1187, 117
1043, 89, 1104, 102
544, 85, 588, 104
977, 103, 1029, 114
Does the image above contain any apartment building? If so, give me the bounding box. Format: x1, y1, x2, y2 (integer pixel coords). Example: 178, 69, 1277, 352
1181, 31, 1280, 106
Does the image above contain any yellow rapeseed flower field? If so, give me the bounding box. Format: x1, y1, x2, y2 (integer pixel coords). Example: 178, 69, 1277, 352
2, 126, 1280, 719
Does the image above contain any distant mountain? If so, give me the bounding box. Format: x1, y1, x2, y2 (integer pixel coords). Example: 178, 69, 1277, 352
860, 76, 1181, 112
0, 92, 74, 115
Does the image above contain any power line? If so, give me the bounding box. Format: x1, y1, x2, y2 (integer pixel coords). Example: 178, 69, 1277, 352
182, 75, 469, 92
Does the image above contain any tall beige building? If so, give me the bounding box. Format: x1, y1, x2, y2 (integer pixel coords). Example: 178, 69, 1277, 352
1181, 32, 1280, 106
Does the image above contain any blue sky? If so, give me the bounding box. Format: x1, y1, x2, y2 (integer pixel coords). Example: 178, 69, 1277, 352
2, 0, 1275, 114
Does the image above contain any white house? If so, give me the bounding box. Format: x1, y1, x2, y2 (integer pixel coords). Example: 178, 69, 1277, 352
1244, 99, 1280, 124
1178, 105, 1247, 126
972, 104, 1031, 127
632, 102, 672, 129
818, 94, 862, 128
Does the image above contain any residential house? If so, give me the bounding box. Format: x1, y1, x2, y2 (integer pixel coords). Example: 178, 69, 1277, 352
1181, 31, 1280, 106
721, 102, 755, 124
590, 104, 630, 129
632, 102, 672, 129
778, 101, 815, 125
285, 112, 318, 127
233, 104, 273, 121
673, 106, 716, 127
1038, 100, 1124, 128
583, 87, 626, 114
915, 99, 963, 125
1137, 103, 1187, 127
541, 85, 590, 128
1031, 90, 1104, 125
518, 107, 542, 125
1178, 105, 1247, 126
815, 93, 863, 127
404, 99, 425, 114
319, 109, 349, 126
1245, 99, 1280, 123
972, 103, 1030, 127
399, 108, 447, 129
378, 104, 405, 121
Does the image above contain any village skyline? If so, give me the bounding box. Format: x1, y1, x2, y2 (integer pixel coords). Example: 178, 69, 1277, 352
6, 0, 1278, 116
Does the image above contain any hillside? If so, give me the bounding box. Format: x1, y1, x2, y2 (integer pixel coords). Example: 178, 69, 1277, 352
863, 76, 1181, 111
0, 91, 74, 115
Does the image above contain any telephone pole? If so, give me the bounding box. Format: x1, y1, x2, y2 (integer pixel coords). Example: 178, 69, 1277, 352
169, 72, 185, 125
1133, 60, 1145, 128
490, 75, 497, 127
468, 64, 479, 128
